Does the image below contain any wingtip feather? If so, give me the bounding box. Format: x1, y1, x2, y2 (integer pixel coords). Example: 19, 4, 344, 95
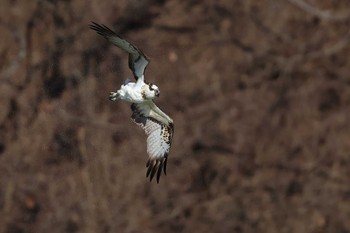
146, 158, 168, 183
149, 160, 158, 182
89, 22, 117, 38
146, 160, 153, 177
156, 160, 163, 183
163, 155, 168, 176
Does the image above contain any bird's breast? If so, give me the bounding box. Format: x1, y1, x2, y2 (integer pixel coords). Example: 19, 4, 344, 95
121, 84, 144, 103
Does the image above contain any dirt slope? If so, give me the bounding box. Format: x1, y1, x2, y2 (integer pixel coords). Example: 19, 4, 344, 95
1, 1, 350, 232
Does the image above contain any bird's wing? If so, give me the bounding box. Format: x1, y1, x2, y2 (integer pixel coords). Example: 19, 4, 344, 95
90, 22, 149, 81
131, 102, 174, 183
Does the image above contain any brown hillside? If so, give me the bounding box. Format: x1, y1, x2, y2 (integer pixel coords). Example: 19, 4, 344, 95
1, 1, 350, 232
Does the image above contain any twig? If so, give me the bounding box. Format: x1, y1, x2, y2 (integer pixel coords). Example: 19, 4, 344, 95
0, 29, 26, 80
306, 29, 350, 59
281, 28, 350, 77
287, 0, 350, 22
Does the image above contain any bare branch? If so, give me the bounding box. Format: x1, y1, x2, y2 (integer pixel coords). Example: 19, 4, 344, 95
0, 29, 26, 80
287, 0, 350, 22
306, 29, 350, 58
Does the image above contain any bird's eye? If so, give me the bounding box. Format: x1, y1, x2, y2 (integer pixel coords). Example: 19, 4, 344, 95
149, 83, 154, 91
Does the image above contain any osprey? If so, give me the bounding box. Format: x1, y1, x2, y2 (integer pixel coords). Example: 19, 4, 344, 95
90, 22, 174, 183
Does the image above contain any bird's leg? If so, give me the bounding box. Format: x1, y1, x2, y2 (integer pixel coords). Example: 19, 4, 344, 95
109, 83, 128, 101
109, 90, 121, 101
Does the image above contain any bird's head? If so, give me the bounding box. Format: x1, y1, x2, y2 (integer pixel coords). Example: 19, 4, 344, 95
144, 83, 160, 99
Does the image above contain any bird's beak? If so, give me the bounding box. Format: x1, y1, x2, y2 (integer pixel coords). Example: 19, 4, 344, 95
156, 91, 160, 97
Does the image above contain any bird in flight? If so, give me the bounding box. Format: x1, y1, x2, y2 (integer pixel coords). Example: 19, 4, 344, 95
90, 22, 174, 183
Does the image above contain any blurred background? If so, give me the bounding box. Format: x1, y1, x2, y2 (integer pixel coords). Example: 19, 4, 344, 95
1, 0, 350, 232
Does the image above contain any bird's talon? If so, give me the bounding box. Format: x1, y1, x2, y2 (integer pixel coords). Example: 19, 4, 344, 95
109, 92, 119, 101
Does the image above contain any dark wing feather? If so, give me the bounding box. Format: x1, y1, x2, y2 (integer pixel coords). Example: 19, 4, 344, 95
89, 22, 149, 80
131, 103, 174, 183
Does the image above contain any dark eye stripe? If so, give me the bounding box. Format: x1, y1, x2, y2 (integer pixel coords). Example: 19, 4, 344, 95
149, 83, 154, 91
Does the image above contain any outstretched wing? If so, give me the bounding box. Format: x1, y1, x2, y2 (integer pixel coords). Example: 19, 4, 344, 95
89, 22, 149, 80
131, 102, 174, 183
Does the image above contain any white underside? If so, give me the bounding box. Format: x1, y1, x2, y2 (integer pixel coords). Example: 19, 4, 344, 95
110, 76, 173, 125
111, 77, 145, 103
118, 82, 144, 103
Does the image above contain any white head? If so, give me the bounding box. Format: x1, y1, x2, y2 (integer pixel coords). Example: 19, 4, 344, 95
143, 83, 160, 99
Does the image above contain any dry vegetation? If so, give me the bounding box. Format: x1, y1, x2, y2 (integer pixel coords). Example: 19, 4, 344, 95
1, 0, 350, 232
